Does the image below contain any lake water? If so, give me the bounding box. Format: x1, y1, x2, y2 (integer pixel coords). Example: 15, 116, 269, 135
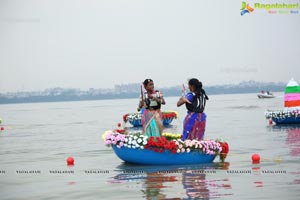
0, 93, 299, 199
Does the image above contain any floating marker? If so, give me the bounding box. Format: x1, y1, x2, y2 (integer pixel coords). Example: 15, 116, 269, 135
252, 153, 260, 163
67, 157, 74, 166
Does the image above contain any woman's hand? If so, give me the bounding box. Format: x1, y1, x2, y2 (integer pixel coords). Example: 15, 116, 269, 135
137, 99, 144, 111
148, 94, 165, 104
153, 97, 160, 102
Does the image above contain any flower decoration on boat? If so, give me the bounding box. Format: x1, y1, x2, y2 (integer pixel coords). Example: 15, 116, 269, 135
144, 136, 177, 154
115, 122, 126, 134
218, 141, 229, 162
161, 111, 178, 120
123, 113, 142, 123
104, 131, 125, 148
174, 139, 222, 156
265, 109, 300, 120
102, 130, 112, 141
122, 114, 129, 122
162, 132, 181, 140
123, 134, 148, 149
104, 131, 148, 149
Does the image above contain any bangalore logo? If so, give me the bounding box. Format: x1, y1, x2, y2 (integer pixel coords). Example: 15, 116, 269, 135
240, 1, 254, 16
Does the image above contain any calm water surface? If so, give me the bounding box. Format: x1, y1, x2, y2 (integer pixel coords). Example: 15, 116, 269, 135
0, 93, 299, 199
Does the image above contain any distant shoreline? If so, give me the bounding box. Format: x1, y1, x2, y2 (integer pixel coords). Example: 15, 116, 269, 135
0, 81, 285, 105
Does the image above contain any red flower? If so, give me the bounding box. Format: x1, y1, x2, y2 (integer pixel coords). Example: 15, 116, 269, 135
144, 136, 178, 154
123, 114, 128, 122
157, 137, 162, 143
162, 112, 177, 119
219, 142, 229, 162
222, 142, 229, 154
115, 129, 125, 134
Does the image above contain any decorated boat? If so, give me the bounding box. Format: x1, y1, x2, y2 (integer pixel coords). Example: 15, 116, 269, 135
265, 78, 300, 125
123, 111, 178, 127
102, 131, 229, 165
265, 110, 300, 124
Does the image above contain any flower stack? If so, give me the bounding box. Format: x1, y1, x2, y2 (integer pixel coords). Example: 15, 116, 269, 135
284, 78, 300, 109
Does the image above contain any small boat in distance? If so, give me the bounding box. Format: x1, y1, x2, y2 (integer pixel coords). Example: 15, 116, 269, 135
257, 91, 275, 98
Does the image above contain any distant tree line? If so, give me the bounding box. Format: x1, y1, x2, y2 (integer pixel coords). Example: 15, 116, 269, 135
0, 82, 285, 104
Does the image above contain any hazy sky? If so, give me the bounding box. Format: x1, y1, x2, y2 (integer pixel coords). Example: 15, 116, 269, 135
0, 0, 299, 92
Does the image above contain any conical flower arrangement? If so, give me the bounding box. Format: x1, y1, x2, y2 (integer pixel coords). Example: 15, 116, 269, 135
284, 78, 300, 109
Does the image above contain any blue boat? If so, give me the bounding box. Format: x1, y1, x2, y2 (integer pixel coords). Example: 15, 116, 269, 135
124, 111, 177, 127
128, 119, 142, 127
112, 145, 217, 165
271, 116, 300, 125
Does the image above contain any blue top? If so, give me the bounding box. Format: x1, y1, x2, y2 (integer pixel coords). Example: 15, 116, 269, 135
185, 92, 194, 102
185, 92, 206, 113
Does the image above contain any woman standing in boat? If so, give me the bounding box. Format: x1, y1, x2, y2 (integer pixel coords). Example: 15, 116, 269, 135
177, 78, 209, 141
138, 79, 165, 137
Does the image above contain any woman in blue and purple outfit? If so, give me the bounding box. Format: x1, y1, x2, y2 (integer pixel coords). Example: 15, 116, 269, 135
177, 78, 209, 141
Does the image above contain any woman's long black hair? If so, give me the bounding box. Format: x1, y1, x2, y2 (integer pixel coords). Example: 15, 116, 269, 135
188, 78, 209, 100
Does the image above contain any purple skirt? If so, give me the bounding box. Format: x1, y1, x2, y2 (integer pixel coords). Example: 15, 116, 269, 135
182, 112, 206, 141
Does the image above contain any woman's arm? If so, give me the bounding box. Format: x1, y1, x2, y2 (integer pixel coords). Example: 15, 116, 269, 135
137, 97, 144, 111
151, 96, 165, 105
156, 91, 165, 105
177, 96, 191, 107
160, 96, 166, 105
